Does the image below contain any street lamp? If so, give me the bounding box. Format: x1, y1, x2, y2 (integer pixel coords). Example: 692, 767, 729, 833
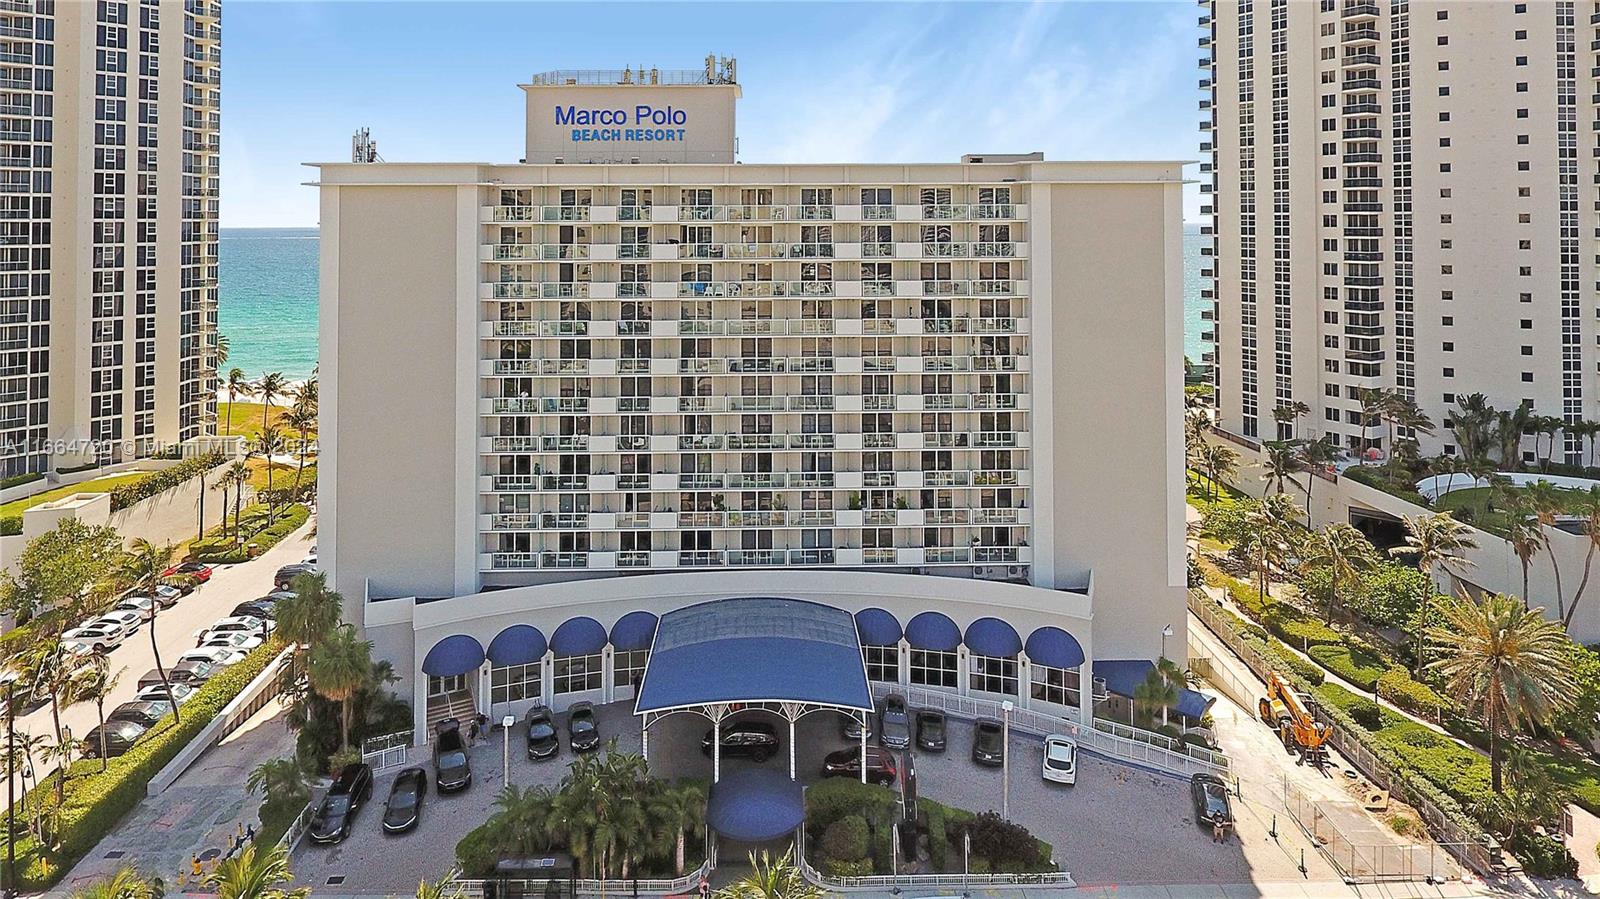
1160, 624, 1174, 661
501, 714, 516, 786
1000, 700, 1013, 821
1, 668, 18, 899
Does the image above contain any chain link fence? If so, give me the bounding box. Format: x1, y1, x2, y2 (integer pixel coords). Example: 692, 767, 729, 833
1281, 779, 1463, 883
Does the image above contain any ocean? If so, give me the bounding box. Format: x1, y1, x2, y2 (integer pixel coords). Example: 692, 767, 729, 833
217, 226, 1213, 377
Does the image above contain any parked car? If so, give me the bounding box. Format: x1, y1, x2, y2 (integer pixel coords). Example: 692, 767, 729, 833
567, 701, 600, 752
1190, 773, 1233, 834
82, 719, 147, 759
61, 623, 126, 653
700, 721, 779, 761
152, 584, 184, 607
177, 647, 247, 668
433, 718, 472, 793
1041, 735, 1077, 785
879, 694, 911, 749
525, 706, 559, 760
199, 631, 265, 653
309, 763, 374, 845
194, 615, 270, 645
971, 718, 1005, 767
915, 709, 947, 752
840, 711, 873, 742
135, 681, 194, 705
58, 640, 95, 665
382, 766, 427, 834
166, 658, 220, 685
108, 700, 173, 728
821, 745, 899, 785
231, 599, 278, 621
162, 560, 213, 583
112, 596, 157, 621
96, 610, 145, 637
302, 551, 318, 565
274, 563, 317, 591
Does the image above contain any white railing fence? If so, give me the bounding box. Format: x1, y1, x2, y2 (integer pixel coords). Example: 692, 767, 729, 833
360, 729, 414, 772
450, 860, 711, 899
794, 826, 1075, 892
277, 796, 318, 853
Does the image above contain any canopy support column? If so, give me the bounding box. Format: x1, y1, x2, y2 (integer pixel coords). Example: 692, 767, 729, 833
780, 702, 805, 781
641, 713, 650, 764
859, 711, 867, 784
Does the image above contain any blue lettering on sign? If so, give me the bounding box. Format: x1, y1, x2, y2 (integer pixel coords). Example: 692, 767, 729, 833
560, 104, 689, 141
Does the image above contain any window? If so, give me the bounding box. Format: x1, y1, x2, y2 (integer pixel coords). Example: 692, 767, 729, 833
490, 663, 541, 705
1517, 82, 1528, 92
910, 649, 957, 688
863, 645, 898, 682
1442, 316, 1453, 326
1514, 30, 1525, 39
1443, 367, 1455, 378
1442, 342, 1454, 352
614, 649, 649, 691
1521, 346, 1533, 356
1521, 319, 1533, 329
1031, 665, 1080, 707
428, 674, 467, 697
1522, 372, 1534, 383
554, 653, 602, 694
1515, 56, 1527, 66
970, 654, 1019, 695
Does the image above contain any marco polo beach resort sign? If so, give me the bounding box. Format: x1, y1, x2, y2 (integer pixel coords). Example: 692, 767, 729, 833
558, 104, 688, 143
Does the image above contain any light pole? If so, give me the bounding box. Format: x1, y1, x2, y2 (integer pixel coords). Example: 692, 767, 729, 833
1160, 624, 1174, 661
1000, 700, 1013, 820
2, 669, 18, 899
501, 714, 515, 786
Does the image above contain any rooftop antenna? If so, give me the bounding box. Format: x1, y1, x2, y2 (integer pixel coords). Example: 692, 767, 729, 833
352, 127, 382, 164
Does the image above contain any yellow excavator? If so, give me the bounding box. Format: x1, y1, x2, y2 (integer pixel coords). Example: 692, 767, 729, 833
1259, 672, 1330, 767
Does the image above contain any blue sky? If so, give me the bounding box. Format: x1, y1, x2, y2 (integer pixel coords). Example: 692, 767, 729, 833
223, 1, 1202, 227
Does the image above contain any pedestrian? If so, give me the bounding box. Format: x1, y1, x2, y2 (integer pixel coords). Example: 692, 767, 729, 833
467, 717, 480, 745
698, 875, 709, 899
1211, 817, 1225, 843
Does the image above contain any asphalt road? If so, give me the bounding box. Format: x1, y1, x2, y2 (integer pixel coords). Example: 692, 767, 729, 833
3, 518, 317, 810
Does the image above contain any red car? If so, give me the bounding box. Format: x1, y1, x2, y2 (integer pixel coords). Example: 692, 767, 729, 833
162, 561, 214, 583
821, 745, 899, 786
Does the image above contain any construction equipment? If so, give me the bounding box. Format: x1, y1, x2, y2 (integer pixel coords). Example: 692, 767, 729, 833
1258, 672, 1330, 766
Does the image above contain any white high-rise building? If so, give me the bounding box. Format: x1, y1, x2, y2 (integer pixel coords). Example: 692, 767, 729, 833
1201, 0, 1594, 461
0, 0, 221, 480
312, 64, 1190, 736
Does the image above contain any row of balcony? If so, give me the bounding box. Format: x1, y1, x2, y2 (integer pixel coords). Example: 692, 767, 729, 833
487, 280, 1024, 300
485, 469, 1030, 493
484, 545, 1031, 571
484, 431, 1025, 454
486, 241, 1022, 262
484, 506, 1029, 531
485, 204, 1022, 224
485, 355, 1026, 376
486, 317, 1027, 339
486, 393, 1030, 416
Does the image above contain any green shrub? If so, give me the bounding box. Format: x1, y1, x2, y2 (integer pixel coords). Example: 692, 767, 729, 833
820, 815, 868, 861
953, 811, 1045, 871
0, 516, 17, 536
1377, 667, 1447, 717
806, 777, 896, 836
192, 503, 310, 563
1348, 698, 1382, 731
1268, 645, 1326, 686
0, 471, 43, 489
1507, 832, 1579, 880
107, 453, 224, 512
1308, 643, 1390, 691
822, 858, 873, 877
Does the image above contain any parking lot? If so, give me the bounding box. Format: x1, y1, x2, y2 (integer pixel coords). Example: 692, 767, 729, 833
290, 700, 1331, 892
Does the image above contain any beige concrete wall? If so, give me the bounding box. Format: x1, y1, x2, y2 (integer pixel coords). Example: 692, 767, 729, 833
328, 185, 461, 604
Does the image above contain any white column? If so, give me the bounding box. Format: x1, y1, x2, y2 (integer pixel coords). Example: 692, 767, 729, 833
957, 646, 970, 698
858, 712, 867, 784
602, 645, 615, 704
641, 715, 650, 764
789, 715, 797, 780
1018, 656, 1031, 711
713, 713, 722, 783
543, 653, 555, 709
898, 640, 910, 687
412, 668, 428, 748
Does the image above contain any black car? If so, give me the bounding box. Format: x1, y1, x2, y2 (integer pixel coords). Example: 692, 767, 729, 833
971, 718, 1005, 767
567, 701, 600, 752
915, 709, 947, 752
231, 599, 278, 621
433, 718, 472, 792
821, 745, 899, 785
700, 721, 779, 761
879, 693, 911, 749
309, 763, 374, 845
108, 699, 173, 728
382, 766, 427, 834
1191, 773, 1233, 831
840, 711, 873, 742
274, 563, 317, 591
525, 706, 559, 760
82, 719, 148, 759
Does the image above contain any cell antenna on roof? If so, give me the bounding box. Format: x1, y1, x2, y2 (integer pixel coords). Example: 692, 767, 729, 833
352, 127, 382, 164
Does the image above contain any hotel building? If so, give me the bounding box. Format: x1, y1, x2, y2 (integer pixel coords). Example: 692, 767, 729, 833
1201, 0, 1599, 460
0, 0, 221, 479
312, 63, 1190, 740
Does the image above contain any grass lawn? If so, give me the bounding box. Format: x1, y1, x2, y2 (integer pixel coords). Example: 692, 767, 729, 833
245, 456, 314, 491
216, 400, 316, 444
1432, 484, 1591, 538
1187, 469, 1248, 521
0, 470, 154, 519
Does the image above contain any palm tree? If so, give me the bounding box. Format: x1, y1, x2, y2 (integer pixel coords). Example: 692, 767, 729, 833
1302, 523, 1376, 618
1532, 415, 1564, 471
1427, 593, 1576, 792
1390, 512, 1479, 666
290, 377, 318, 413
1450, 393, 1496, 464
254, 371, 290, 435
1358, 388, 1391, 460
1506, 505, 1542, 611
1272, 401, 1309, 440
1523, 479, 1570, 620
44, 730, 75, 803
1260, 440, 1305, 497
224, 368, 249, 437
1202, 443, 1239, 502
204, 843, 309, 899
1241, 494, 1300, 605
69, 865, 162, 899
713, 850, 822, 899
308, 624, 372, 750
224, 460, 252, 541
247, 757, 310, 803
413, 877, 464, 899
275, 571, 344, 658
281, 402, 316, 499
1297, 437, 1338, 516
119, 538, 181, 720
254, 427, 286, 524
80, 653, 123, 772
1495, 403, 1536, 470
649, 782, 707, 876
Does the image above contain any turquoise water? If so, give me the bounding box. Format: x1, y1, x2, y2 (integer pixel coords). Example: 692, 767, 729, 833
217, 226, 1212, 376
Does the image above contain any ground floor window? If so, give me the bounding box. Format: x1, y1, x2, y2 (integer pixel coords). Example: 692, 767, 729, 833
862, 645, 898, 682
490, 663, 542, 705
554, 653, 603, 694
428, 673, 468, 697
969, 654, 1018, 695
614, 649, 649, 691
1031, 664, 1081, 707
909, 649, 957, 688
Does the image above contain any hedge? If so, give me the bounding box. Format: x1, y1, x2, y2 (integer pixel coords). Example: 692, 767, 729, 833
1226, 580, 1342, 649
1377, 666, 1448, 718
0, 516, 17, 536
11, 639, 285, 889
107, 453, 224, 512
191, 503, 310, 564
1307, 644, 1389, 692
0, 471, 43, 490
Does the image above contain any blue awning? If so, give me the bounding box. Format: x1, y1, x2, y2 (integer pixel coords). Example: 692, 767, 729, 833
963, 617, 1021, 658
421, 634, 485, 677
905, 611, 961, 652
609, 611, 659, 652
707, 768, 805, 843
486, 625, 547, 667
1176, 688, 1216, 720
853, 608, 901, 647
1094, 659, 1215, 719
1025, 626, 1085, 669
550, 616, 608, 657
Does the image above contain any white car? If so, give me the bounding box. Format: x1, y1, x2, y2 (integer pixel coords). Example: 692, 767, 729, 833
151, 584, 184, 608
301, 551, 317, 565
58, 640, 95, 663
113, 596, 157, 621
199, 631, 264, 652
194, 615, 271, 645
96, 610, 144, 636
177, 647, 248, 667
1042, 734, 1077, 785
61, 623, 126, 652
136, 682, 195, 705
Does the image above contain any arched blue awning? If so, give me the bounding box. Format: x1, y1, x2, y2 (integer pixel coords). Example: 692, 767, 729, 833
1025, 626, 1085, 669
609, 611, 659, 652
963, 617, 1021, 658
854, 608, 901, 647
421, 634, 485, 677
707, 768, 805, 842
905, 611, 961, 652
550, 616, 607, 657
486, 625, 547, 667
